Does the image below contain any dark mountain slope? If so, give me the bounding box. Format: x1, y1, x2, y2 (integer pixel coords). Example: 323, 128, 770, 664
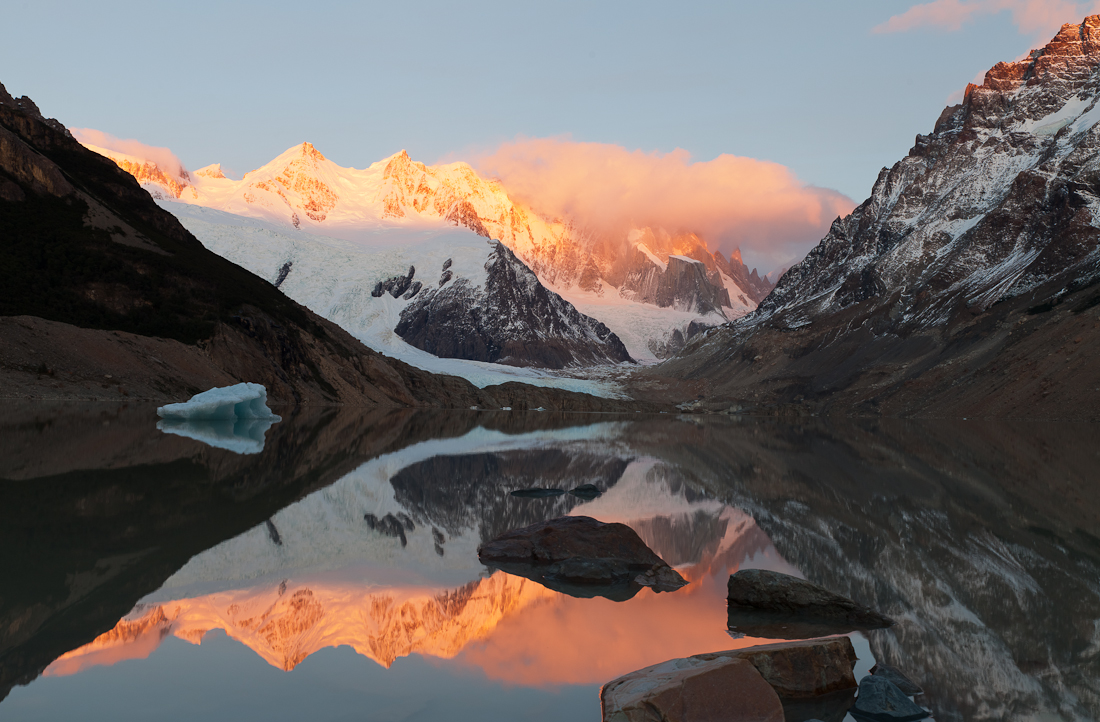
653, 19, 1100, 420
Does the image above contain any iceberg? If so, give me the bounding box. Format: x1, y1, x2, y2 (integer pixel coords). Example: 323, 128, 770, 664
156, 383, 281, 455
156, 382, 281, 421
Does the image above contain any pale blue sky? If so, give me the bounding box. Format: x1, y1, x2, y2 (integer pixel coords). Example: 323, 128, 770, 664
0, 2, 1087, 211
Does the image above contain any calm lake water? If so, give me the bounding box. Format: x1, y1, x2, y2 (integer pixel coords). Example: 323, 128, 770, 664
1, 405, 1097, 722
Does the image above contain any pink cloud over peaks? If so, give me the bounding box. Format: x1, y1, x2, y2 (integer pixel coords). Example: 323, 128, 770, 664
472, 137, 855, 270
874, 0, 1100, 40
71, 128, 189, 181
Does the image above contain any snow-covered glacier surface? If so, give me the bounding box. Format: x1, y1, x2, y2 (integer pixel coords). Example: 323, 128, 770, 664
165, 203, 628, 396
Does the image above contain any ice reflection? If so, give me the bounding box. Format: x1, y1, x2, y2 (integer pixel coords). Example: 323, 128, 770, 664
156, 417, 278, 454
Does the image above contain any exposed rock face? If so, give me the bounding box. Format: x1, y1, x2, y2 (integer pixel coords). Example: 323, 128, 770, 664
727, 569, 894, 638
477, 515, 687, 599
600, 656, 785, 722
715, 247, 773, 304
658, 18, 1100, 420
395, 242, 633, 368
620, 250, 731, 315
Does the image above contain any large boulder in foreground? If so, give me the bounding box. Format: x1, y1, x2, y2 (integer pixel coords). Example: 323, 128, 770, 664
727, 569, 894, 638
696, 637, 858, 700
603, 638, 859, 722
477, 516, 687, 601
601, 655, 784, 722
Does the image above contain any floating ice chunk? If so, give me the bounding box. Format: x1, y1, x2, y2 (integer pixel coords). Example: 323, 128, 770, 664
157, 382, 281, 421
157, 418, 277, 455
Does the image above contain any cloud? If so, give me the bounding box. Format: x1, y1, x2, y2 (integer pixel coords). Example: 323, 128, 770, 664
471, 137, 855, 271
71, 128, 188, 180
874, 0, 1100, 39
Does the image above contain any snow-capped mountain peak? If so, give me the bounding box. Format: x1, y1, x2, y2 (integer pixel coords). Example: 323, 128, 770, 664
86, 139, 774, 363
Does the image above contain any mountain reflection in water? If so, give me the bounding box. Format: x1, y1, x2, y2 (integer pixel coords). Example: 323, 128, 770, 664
45, 450, 793, 685
1, 406, 1097, 722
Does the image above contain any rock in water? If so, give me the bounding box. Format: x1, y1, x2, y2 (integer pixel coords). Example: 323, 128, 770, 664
851, 676, 930, 722
601, 656, 785, 722
477, 516, 687, 600
695, 638, 858, 700
727, 569, 893, 637
870, 663, 924, 696
569, 483, 602, 499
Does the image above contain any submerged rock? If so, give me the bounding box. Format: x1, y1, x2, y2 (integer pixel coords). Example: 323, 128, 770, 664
727, 569, 894, 637
477, 516, 687, 600
871, 663, 924, 696
851, 676, 930, 721
601, 655, 784, 722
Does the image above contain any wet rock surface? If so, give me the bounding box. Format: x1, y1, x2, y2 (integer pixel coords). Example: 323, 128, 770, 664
601, 655, 784, 722
477, 515, 687, 600
604, 638, 859, 722
697, 637, 858, 700
727, 569, 894, 636
871, 663, 924, 696
851, 675, 930, 722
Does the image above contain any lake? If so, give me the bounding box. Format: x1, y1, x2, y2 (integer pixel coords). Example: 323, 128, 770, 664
1, 404, 1097, 721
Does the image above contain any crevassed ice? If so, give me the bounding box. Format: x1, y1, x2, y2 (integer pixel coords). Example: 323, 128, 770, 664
156, 382, 281, 421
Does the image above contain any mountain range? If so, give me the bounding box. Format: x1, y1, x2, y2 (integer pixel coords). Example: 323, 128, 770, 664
81, 138, 772, 366
6, 16, 1100, 418
658, 17, 1100, 420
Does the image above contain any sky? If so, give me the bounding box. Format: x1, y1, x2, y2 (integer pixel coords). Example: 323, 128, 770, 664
3, 0, 1098, 269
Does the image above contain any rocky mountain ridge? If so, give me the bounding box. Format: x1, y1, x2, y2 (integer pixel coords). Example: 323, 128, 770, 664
656, 17, 1100, 419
